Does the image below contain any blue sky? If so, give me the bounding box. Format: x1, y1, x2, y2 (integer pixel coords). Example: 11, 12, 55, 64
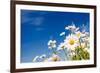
21, 9, 90, 63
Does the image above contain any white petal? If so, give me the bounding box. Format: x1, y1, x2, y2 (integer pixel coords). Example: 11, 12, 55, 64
53, 44, 56, 48
60, 32, 65, 36
76, 27, 79, 31
65, 26, 69, 30
53, 40, 56, 43
48, 40, 53, 45
33, 56, 39, 62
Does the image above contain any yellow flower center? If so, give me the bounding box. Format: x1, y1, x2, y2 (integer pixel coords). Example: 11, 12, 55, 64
69, 39, 75, 45
76, 33, 81, 37
61, 45, 64, 49
52, 57, 58, 61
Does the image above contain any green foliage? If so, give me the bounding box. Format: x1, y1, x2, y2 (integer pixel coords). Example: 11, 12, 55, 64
72, 47, 90, 60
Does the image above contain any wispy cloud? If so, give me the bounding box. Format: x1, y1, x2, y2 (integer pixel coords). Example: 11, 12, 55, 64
35, 27, 45, 31
21, 10, 48, 26
21, 16, 44, 26
30, 17, 44, 26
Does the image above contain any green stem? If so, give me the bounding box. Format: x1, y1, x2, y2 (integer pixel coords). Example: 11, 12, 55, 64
78, 39, 85, 60
63, 49, 68, 60
79, 38, 82, 49
52, 48, 57, 54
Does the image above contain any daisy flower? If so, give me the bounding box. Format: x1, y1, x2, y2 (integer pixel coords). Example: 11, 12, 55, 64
57, 42, 66, 50
64, 34, 78, 50
44, 54, 60, 62
75, 31, 82, 38
65, 24, 79, 33
48, 40, 56, 49
83, 36, 89, 42
82, 37, 90, 48
81, 32, 89, 38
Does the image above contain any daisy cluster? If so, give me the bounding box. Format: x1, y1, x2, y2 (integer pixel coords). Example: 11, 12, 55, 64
33, 23, 90, 62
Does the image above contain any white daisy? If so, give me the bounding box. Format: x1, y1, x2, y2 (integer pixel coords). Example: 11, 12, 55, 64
75, 31, 82, 38
82, 37, 90, 48
82, 36, 89, 43
48, 40, 56, 49
57, 42, 66, 50
65, 24, 79, 33
64, 34, 78, 50
81, 32, 89, 38
44, 54, 60, 62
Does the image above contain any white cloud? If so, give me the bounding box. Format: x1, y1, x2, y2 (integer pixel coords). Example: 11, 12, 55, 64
35, 27, 45, 31
30, 17, 44, 26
